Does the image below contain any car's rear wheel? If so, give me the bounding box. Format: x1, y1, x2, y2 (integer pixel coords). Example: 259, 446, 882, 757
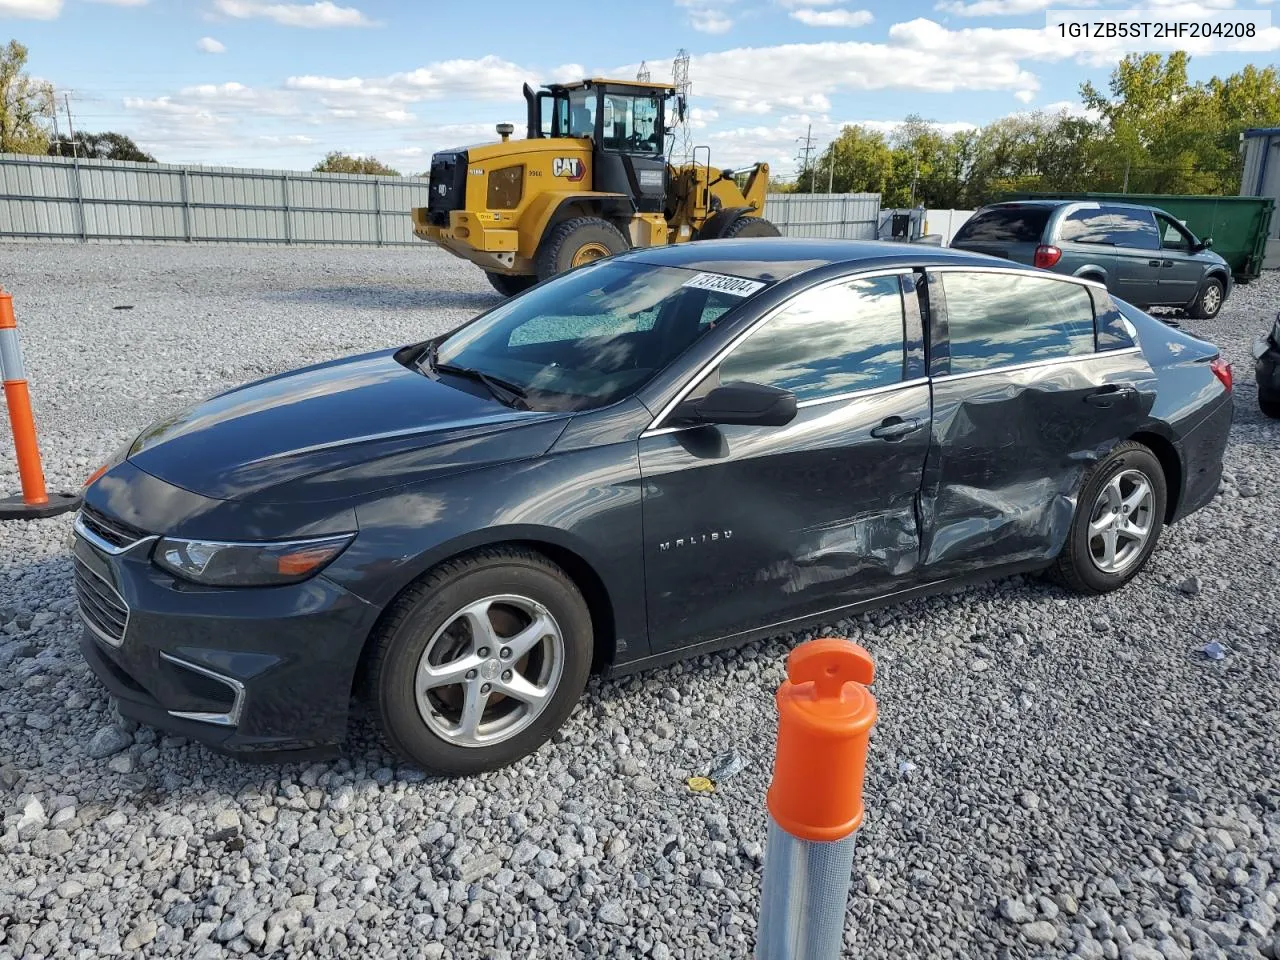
1050, 441, 1167, 595
1191, 277, 1225, 320
485, 271, 537, 298
365, 548, 593, 775
1260, 397, 1280, 420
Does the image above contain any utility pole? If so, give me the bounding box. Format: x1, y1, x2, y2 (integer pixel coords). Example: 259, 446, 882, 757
63, 93, 79, 158
828, 144, 835, 193
796, 125, 816, 193
46, 84, 62, 152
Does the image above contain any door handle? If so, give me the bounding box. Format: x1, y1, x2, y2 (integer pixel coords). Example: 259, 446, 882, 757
871, 417, 923, 440
1148, 260, 1161, 267
1162, 260, 1175, 268
1084, 384, 1137, 407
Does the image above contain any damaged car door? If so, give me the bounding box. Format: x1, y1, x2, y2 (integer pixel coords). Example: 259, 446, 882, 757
919, 268, 1156, 576
638, 271, 931, 653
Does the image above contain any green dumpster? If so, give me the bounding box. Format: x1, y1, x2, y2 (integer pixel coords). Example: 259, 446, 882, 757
1003, 192, 1276, 283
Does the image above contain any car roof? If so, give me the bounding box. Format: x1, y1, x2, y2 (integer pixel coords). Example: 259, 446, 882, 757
618, 237, 1023, 282
980, 199, 1165, 213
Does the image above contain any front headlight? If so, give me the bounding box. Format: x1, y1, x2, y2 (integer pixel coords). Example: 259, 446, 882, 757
153, 534, 354, 587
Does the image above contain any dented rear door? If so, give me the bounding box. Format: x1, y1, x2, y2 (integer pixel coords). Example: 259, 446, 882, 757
919, 269, 1156, 577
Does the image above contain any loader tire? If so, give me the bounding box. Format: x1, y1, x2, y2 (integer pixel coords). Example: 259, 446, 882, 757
535, 217, 629, 282
720, 216, 782, 239
485, 271, 537, 298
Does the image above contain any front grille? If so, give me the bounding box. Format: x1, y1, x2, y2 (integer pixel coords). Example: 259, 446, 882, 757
74, 554, 129, 646
79, 505, 148, 550
426, 151, 468, 227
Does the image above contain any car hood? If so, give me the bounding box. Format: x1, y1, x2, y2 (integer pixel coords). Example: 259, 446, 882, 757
127, 348, 569, 502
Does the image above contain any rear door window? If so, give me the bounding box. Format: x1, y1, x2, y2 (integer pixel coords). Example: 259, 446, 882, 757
952, 207, 1050, 244
1057, 208, 1114, 244
940, 272, 1096, 375
1103, 207, 1160, 250
718, 275, 906, 400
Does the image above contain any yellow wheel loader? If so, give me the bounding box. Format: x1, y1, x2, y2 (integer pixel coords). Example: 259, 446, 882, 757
410, 78, 778, 296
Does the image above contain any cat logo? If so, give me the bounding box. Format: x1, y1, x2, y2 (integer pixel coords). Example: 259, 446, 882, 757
552, 158, 585, 182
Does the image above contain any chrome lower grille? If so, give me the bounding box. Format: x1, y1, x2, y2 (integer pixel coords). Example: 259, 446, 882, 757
73, 554, 129, 646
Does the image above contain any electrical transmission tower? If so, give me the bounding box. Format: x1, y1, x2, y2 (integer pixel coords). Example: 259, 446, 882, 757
636, 61, 651, 83
795, 124, 816, 192
671, 49, 693, 164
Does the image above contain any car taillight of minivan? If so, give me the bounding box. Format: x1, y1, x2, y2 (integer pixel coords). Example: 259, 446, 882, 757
1033, 244, 1062, 269
1210, 357, 1233, 392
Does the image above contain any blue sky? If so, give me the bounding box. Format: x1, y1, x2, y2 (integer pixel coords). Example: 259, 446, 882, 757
3, 0, 1277, 176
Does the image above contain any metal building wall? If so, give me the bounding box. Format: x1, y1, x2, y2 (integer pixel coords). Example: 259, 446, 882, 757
1240, 131, 1280, 240
0, 153, 431, 246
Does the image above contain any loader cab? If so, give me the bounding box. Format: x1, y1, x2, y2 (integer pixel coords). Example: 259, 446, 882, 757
524, 78, 677, 215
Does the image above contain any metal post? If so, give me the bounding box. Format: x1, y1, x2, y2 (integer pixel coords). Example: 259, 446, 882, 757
756, 638, 878, 960
71, 158, 87, 242
282, 173, 293, 245
180, 169, 192, 242
374, 178, 383, 247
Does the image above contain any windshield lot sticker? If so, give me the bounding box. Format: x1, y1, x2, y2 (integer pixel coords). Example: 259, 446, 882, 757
681, 273, 766, 297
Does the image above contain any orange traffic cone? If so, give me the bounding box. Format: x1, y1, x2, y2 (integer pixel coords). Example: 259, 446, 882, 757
1, 288, 80, 519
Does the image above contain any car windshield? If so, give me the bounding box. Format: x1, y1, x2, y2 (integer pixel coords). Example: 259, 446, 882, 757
432, 261, 764, 411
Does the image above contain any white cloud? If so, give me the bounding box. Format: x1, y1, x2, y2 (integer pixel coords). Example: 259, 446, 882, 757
197, 36, 227, 53
84, 0, 149, 6
1014, 89, 1035, 102
775, 0, 842, 6
211, 0, 377, 28
792, 8, 874, 26
0, 0, 62, 17
935, 0, 1054, 15
678, 0, 735, 33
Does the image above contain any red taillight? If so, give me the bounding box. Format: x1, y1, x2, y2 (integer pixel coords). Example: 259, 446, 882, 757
1033, 244, 1062, 269
1210, 357, 1233, 392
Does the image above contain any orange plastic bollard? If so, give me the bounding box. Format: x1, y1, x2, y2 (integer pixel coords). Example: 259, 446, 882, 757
1, 288, 80, 520
756, 637, 878, 960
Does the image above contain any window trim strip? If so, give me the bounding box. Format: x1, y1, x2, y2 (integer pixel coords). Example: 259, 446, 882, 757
933, 345, 1141, 383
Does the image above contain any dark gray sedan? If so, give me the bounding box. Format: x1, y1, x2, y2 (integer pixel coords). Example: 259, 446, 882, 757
951, 200, 1233, 319
74, 239, 1234, 774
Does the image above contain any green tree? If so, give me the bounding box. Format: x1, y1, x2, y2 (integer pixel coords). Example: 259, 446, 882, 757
811, 125, 894, 196
1, 40, 53, 155
49, 131, 156, 162
313, 151, 401, 176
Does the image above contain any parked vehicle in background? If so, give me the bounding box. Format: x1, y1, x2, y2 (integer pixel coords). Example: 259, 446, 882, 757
951, 200, 1234, 319
1255, 313, 1280, 418
73, 239, 1234, 776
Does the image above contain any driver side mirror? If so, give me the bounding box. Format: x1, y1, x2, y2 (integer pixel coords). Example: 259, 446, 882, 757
671, 381, 797, 428
1198, 236, 1214, 251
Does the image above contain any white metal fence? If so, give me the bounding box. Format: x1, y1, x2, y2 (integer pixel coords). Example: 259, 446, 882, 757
1, 153, 887, 248
764, 193, 881, 239
0, 153, 431, 246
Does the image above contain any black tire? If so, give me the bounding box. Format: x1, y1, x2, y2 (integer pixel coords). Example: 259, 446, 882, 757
534, 217, 629, 282
1260, 396, 1280, 420
1190, 276, 1225, 320
1048, 441, 1167, 595
485, 271, 537, 298
720, 216, 782, 239
365, 547, 593, 775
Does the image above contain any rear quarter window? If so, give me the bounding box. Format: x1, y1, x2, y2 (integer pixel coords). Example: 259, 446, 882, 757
952, 207, 1051, 244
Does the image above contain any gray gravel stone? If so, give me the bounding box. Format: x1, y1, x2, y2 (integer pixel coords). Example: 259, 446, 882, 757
1024, 920, 1060, 944
85, 724, 132, 759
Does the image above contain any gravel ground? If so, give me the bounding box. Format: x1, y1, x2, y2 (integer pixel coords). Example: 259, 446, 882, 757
1, 244, 1278, 960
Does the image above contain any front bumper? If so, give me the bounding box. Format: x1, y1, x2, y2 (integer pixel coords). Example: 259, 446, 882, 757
1254, 336, 1280, 402
73, 517, 378, 760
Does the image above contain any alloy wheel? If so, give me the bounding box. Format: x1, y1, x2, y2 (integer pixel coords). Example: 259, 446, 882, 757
1087, 468, 1155, 575
1202, 285, 1222, 316
414, 594, 564, 748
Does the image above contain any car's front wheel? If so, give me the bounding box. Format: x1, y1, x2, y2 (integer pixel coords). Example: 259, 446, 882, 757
1191, 277, 1225, 320
366, 548, 593, 775
1050, 441, 1167, 594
